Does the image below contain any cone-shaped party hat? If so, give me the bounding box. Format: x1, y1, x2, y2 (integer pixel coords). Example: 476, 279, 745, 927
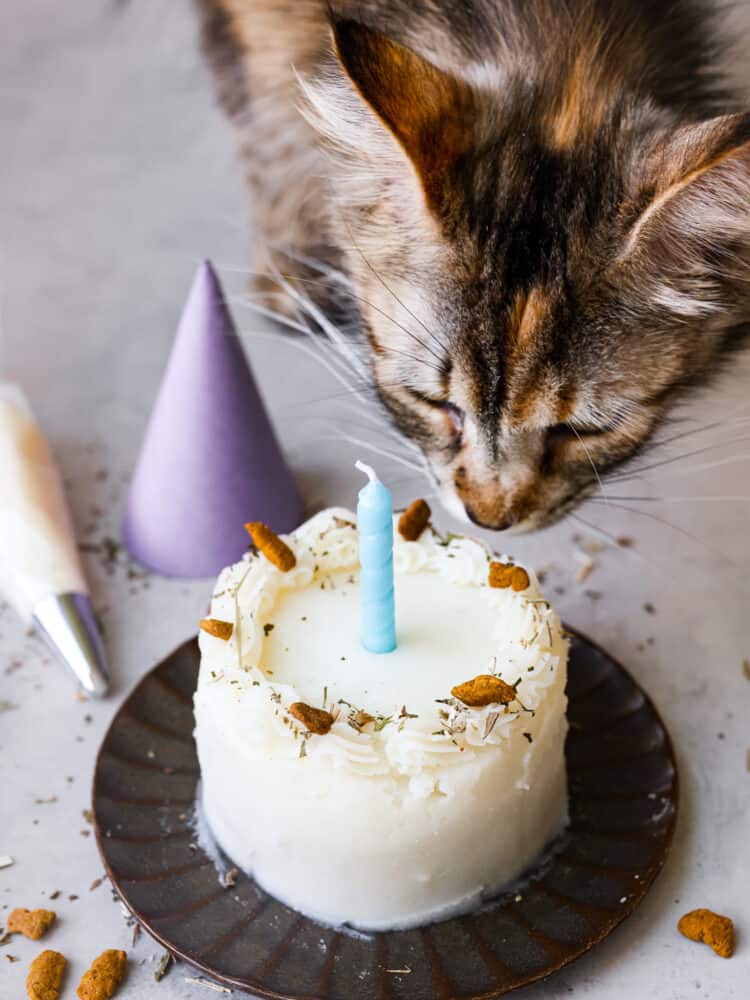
123, 260, 302, 577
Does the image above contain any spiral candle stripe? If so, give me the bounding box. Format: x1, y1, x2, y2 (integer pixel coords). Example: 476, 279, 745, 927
355, 461, 397, 654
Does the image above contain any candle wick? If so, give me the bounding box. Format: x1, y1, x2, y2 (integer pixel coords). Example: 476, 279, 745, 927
354, 460, 378, 484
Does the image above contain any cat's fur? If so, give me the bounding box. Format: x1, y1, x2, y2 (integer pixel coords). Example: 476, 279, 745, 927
197, 0, 750, 530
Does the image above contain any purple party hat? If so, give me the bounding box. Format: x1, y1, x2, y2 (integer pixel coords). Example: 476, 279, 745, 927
123, 260, 302, 577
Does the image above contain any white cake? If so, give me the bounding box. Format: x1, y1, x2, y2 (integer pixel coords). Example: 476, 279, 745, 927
194, 507, 568, 930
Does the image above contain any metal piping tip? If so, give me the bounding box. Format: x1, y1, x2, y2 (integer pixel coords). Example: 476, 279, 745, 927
33, 592, 110, 698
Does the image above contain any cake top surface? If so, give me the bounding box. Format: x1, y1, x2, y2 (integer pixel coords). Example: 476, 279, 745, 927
197, 507, 567, 775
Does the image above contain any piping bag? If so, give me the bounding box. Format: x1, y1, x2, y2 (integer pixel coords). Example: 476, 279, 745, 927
0, 383, 110, 696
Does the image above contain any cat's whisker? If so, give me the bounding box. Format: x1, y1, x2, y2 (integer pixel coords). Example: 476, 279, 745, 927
267, 243, 354, 290
185, 265, 380, 405
566, 511, 656, 572
264, 257, 372, 383
388, 474, 432, 490
285, 379, 421, 408
231, 292, 364, 384
566, 422, 609, 505
238, 318, 369, 403
249, 262, 448, 373
240, 278, 382, 399
647, 410, 750, 453
589, 493, 750, 504
299, 413, 420, 458
607, 433, 750, 484
310, 432, 427, 475
325, 403, 424, 456
650, 451, 750, 479
378, 343, 444, 373
341, 219, 450, 361
581, 500, 736, 566
242, 249, 366, 369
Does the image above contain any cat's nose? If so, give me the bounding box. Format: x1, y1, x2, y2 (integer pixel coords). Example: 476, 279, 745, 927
465, 505, 516, 532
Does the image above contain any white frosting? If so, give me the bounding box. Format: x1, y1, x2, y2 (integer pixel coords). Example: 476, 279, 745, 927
0, 389, 86, 621
194, 507, 568, 929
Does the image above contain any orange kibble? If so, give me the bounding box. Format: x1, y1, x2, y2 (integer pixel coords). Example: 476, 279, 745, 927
199, 618, 233, 641
288, 702, 334, 735
488, 561, 514, 588
245, 522, 296, 572
27, 949, 67, 1000
451, 674, 518, 707
398, 499, 431, 541
489, 561, 530, 592
76, 949, 127, 1000
678, 909, 735, 958
7, 908, 56, 941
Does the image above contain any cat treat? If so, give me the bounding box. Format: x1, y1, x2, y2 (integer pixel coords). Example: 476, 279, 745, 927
678, 909, 735, 959
199, 618, 234, 641
397, 498, 432, 541
76, 949, 127, 1000
244, 522, 297, 572
26, 949, 67, 1000
7, 908, 57, 941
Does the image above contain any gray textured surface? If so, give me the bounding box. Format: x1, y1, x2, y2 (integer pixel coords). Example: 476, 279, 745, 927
1, 2, 748, 997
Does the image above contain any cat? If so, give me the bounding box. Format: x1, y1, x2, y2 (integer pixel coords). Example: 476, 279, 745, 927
196, 0, 750, 531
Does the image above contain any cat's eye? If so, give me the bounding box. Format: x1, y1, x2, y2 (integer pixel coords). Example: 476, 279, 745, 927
547, 422, 609, 442
408, 388, 465, 435
408, 387, 447, 407
443, 401, 465, 434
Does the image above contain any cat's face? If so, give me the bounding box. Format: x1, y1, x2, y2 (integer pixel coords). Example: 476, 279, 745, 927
348, 182, 680, 532
306, 20, 750, 530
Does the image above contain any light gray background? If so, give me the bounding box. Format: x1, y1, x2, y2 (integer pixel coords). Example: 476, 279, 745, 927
1, 2, 749, 997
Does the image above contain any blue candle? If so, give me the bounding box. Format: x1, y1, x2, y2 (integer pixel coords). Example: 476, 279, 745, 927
356, 461, 396, 654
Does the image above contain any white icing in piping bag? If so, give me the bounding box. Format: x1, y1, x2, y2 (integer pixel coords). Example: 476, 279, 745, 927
0, 383, 110, 696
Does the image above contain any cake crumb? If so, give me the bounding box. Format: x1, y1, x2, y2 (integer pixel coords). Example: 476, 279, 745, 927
575, 557, 595, 583
678, 909, 734, 958
27, 949, 67, 1000
76, 949, 127, 1000
221, 868, 238, 889
183, 978, 231, 993
398, 499, 431, 541
289, 702, 334, 735
742, 659, 750, 681
199, 619, 233, 641
578, 538, 607, 555
7, 908, 56, 940
154, 951, 173, 982
452, 674, 517, 707
245, 522, 296, 572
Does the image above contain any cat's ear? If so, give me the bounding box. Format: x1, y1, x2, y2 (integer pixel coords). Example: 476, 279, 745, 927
622, 112, 750, 274
330, 18, 475, 211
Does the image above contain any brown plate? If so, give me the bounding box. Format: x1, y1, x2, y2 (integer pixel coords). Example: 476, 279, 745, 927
93, 630, 677, 999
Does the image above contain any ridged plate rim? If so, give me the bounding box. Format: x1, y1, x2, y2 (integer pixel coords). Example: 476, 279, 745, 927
93, 628, 678, 999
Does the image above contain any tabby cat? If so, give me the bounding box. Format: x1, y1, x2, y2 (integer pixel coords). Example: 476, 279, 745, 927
197, 0, 749, 530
